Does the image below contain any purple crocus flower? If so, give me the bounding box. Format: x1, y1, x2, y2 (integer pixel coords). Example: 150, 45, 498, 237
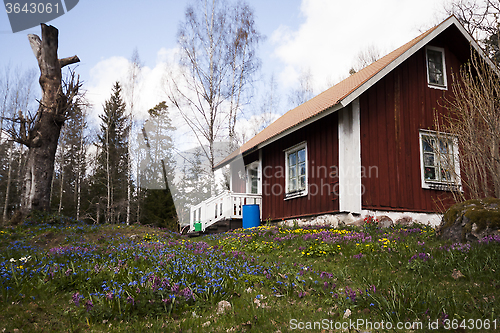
85, 299, 93, 312
72, 292, 82, 307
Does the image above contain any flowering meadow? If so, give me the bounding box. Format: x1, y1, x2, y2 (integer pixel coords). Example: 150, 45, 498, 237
1, 214, 499, 332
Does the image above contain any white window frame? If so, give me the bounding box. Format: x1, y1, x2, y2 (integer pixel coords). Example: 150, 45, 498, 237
419, 130, 461, 191
284, 142, 308, 200
245, 161, 261, 194
426, 46, 448, 90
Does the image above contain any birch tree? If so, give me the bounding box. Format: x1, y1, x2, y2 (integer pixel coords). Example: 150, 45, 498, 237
288, 68, 314, 108
124, 49, 142, 224
51, 104, 88, 218
0, 66, 37, 223
167, 0, 261, 175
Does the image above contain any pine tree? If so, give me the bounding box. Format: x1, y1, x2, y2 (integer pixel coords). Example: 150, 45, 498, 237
138, 102, 178, 230
91, 82, 129, 223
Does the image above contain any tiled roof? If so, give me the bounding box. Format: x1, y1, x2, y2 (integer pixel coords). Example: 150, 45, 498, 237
215, 17, 454, 169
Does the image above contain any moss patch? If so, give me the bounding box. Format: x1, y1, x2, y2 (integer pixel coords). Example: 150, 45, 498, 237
442, 198, 500, 241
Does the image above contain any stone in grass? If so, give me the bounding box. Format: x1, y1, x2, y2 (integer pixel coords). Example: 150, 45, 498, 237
437, 198, 500, 242
217, 300, 232, 314
452, 269, 464, 280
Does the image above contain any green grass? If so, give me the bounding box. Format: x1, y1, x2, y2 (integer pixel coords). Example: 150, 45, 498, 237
1, 214, 499, 332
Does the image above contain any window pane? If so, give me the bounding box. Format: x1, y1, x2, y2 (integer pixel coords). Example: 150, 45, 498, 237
440, 168, 451, 182
440, 157, 454, 181
424, 153, 434, 166
299, 162, 306, 176
299, 175, 306, 189
298, 149, 306, 163
289, 178, 297, 191
439, 139, 450, 154
249, 169, 257, 180
289, 152, 296, 166
428, 49, 444, 85
289, 166, 296, 178
422, 137, 434, 152
251, 179, 258, 194
424, 167, 436, 180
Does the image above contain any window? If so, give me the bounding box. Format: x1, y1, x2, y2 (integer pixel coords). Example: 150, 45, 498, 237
426, 46, 447, 89
419, 130, 460, 190
246, 161, 260, 194
285, 142, 307, 199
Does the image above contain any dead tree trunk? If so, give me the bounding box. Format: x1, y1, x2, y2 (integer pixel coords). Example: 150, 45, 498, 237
19, 24, 80, 214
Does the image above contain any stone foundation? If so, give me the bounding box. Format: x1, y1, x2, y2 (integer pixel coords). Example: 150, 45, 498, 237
277, 210, 442, 228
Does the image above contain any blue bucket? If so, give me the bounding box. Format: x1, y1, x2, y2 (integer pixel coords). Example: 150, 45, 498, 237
242, 204, 260, 229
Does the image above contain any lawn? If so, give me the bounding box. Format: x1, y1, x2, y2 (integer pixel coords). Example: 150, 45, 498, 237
1, 213, 499, 332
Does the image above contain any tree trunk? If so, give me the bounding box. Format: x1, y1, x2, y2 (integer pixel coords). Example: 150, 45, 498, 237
106, 126, 111, 223
76, 131, 83, 221
2, 141, 14, 224
21, 24, 79, 215
58, 140, 65, 214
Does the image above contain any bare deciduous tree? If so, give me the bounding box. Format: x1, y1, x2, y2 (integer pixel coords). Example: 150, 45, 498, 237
445, 0, 500, 62
3, 24, 80, 215
349, 45, 382, 75
167, 0, 261, 177
437, 51, 500, 199
0, 66, 37, 223
125, 48, 143, 225
288, 68, 314, 109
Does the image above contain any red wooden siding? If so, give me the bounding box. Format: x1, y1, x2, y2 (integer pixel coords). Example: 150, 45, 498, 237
360, 35, 463, 213
260, 111, 339, 221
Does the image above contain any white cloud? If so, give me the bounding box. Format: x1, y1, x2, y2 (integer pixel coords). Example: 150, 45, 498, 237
85, 48, 201, 153
272, 0, 448, 91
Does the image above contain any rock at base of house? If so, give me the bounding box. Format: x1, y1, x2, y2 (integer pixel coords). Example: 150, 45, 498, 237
437, 198, 500, 242
395, 216, 413, 226
376, 215, 394, 228
280, 214, 343, 228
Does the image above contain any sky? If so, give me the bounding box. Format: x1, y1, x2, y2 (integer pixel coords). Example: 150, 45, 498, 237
0, 0, 451, 151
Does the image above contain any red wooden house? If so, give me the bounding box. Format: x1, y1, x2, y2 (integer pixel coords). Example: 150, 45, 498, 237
189, 16, 492, 232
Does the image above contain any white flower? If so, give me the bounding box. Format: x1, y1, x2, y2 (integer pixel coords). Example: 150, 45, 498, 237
9, 258, 16, 263
343, 309, 352, 319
